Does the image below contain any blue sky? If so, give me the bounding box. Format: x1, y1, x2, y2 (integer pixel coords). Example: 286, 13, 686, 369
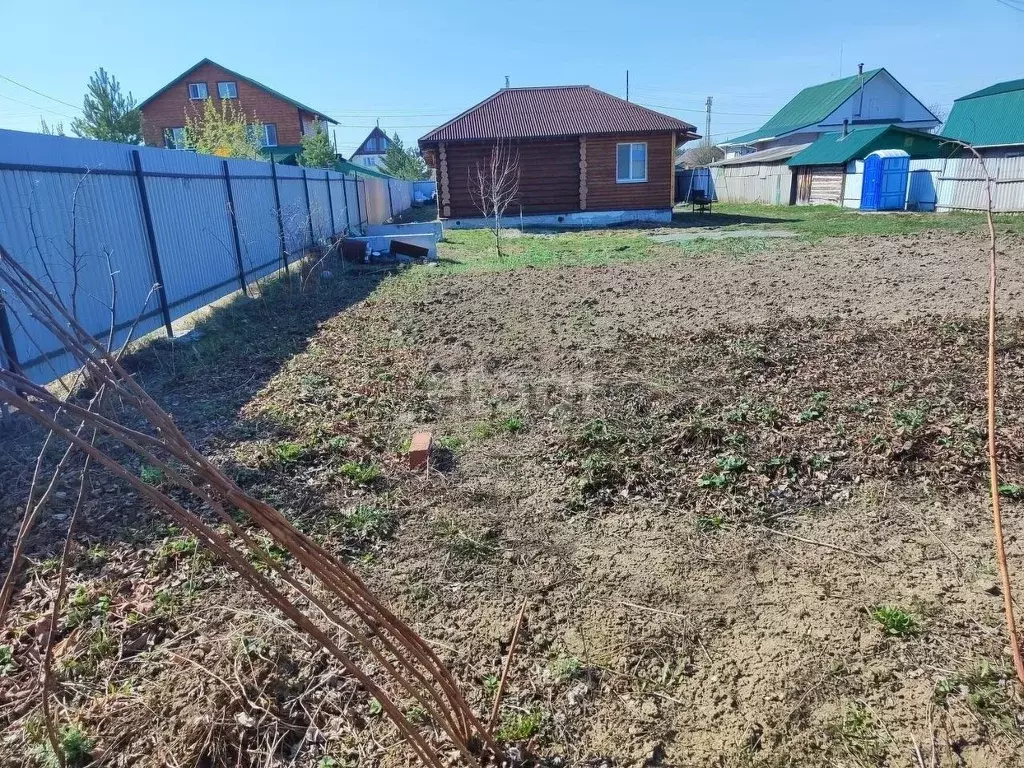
2, 0, 1022, 155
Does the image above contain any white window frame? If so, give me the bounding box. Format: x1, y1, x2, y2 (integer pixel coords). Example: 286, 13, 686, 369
616, 141, 648, 183
217, 81, 237, 99
164, 126, 185, 149
188, 82, 208, 100
261, 123, 278, 148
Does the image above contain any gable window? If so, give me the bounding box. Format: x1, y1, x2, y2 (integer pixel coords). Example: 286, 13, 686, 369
188, 82, 209, 100
616, 142, 647, 183
164, 126, 186, 149
217, 81, 237, 99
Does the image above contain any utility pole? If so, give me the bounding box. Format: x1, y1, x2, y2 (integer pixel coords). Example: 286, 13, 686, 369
704, 96, 713, 146
626, 70, 630, 102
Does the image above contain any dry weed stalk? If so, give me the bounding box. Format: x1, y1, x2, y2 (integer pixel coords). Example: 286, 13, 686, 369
932, 138, 1024, 688
0, 245, 503, 767
967, 145, 1024, 687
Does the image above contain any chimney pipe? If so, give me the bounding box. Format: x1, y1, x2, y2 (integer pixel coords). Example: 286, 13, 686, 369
857, 63, 866, 118
843, 119, 849, 137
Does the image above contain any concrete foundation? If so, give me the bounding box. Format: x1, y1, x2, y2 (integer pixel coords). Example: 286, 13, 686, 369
445, 209, 672, 229
349, 221, 444, 259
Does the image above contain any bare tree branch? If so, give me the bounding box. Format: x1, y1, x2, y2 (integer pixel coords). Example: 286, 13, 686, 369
468, 141, 520, 258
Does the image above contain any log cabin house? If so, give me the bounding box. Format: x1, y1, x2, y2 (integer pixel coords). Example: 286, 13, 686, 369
418, 86, 699, 225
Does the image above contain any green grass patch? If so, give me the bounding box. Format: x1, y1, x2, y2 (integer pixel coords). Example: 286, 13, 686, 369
999, 483, 1024, 499
496, 708, 545, 742
340, 505, 396, 542
870, 604, 918, 636
0, 645, 16, 676
339, 461, 381, 484
708, 202, 1024, 241
31, 723, 94, 768
935, 661, 1019, 735
550, 656, 583, 681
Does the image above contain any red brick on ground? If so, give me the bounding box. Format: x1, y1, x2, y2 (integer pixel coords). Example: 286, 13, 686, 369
409, 431, 432, 470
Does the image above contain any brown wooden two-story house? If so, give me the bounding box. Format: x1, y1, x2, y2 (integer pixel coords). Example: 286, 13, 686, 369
419, 86, 698, 224
138, 58, 337, 151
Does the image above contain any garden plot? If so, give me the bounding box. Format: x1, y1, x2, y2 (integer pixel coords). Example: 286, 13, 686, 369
3, 216, 1024, 767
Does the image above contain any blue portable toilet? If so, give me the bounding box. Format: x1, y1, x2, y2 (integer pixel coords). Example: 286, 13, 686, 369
861, 149, 910, 211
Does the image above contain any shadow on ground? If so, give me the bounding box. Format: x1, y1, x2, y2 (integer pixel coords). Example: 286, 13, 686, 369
668, 209, 797, 228
0, 253, 395, 562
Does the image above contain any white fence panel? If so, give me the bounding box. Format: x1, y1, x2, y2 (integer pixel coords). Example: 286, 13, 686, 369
305, 168, 333, 244
0, 140, 163, 383
227, 159, 280, 282
142, 150, 241, 316
274, 165, 310, 258
936, 153, 1024, 213
907, 158, 944, 211
0, 129, 415, 384
710, 163, 793, 205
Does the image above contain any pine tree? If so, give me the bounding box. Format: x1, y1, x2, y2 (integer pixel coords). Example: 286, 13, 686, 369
298, 124, 337, 169
70, 68, 141, 144
39, 118, 66, 136
378, 132, 430, 180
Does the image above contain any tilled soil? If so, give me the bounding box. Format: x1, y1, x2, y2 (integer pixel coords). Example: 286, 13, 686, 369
366, 231, 1024, 766
3, 229, 1024, 767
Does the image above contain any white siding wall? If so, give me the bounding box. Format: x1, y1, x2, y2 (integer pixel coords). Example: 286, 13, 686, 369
842, 160, 864, 208
821, 71, 936, 128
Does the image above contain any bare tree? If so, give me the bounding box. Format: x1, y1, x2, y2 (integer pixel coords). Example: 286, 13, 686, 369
927, 102, 949, 134
468, 141, 520, 258
679, 143, 724, 168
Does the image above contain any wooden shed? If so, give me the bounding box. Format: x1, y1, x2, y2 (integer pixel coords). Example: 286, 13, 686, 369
418, 86, 698, 223
787, 124, 951, 207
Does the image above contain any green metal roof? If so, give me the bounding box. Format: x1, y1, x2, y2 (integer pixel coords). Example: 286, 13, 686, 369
259, 146, 398, 179
261, 145, 302, 164
725, 69, 884, 145
787, 125, 948, 166
139, 58, 338, 124
943, 79, 1024, 147
335, 159, 395, 179
957, 78, 1024, 101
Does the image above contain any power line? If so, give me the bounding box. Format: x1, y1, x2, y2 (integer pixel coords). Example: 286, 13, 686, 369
637, 101, 774, 117
631, 84, 793, 101
0, 91, 76, 119
0, 73, 80, 110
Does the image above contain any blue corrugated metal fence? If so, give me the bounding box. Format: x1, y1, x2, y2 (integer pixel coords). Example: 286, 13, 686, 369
0, 129, 414, 386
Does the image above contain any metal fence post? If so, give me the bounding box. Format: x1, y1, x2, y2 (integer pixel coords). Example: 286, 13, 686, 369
270, 159, 289, 275
0, 293, 22, 377
222, 160, 248, 295
325, 173, 336, 240
131, 150, 173, 337
386, 178, 394, 221
301, 168, 314, 249
354, 173, 363, 230
341, 174, 350, 232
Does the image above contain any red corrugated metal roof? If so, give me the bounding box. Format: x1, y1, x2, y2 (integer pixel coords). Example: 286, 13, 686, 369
419, 86, 698, 144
